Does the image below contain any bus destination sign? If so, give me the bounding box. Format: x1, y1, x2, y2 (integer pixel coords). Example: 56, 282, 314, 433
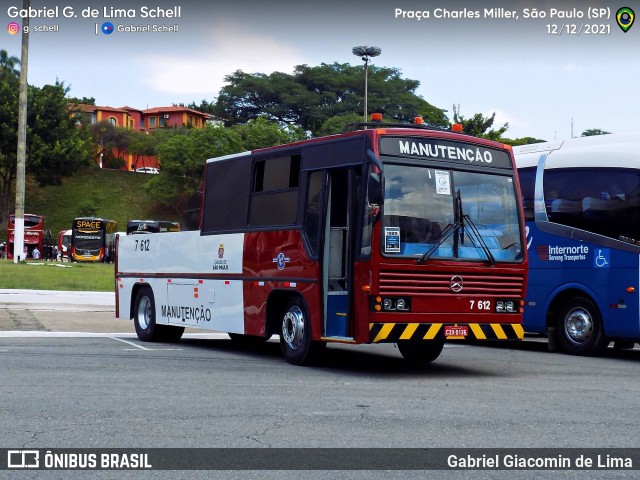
75, 219, 103, 230
379, 137, 512, 169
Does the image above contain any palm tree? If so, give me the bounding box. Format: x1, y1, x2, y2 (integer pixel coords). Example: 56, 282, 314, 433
0, 49, 20, 76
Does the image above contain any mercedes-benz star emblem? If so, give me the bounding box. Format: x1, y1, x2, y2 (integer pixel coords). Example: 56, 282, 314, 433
450, 275, 463, 293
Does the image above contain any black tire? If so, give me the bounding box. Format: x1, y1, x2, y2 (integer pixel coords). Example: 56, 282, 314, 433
556, 297, 607, 355
397, 339, 445, 363
133, 286, 184, 342
279, 297, 325, 365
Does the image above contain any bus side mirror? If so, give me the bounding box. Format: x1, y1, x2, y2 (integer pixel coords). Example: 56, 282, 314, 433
368, 173, 383, 207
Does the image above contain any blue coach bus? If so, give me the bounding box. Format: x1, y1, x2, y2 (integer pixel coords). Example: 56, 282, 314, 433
514, 134, 640, 355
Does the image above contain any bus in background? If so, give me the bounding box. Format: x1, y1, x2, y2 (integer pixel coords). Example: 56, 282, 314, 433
71, 217, 117, 262
514, 134, 640, 355
126, 220, 181, 235
7, 214, 44, 259
116, 116, 528, 366
58, 229, 71, 260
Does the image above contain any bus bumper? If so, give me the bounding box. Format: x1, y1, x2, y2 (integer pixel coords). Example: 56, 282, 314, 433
369, 322, 524, 343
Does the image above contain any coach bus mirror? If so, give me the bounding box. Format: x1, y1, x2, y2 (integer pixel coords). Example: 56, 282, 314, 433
368, 173, 383, 207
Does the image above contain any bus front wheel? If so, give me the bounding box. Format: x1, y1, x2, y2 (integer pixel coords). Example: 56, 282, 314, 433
134, 286, 184, 342
397, 339, 445, 363
556, 297, 607, 355
279, 298, 325, 365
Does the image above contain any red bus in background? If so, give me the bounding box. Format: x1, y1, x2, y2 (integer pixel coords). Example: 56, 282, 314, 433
7, 214, 44, 259
58, 229, 72, 260
116, 116, 528, 366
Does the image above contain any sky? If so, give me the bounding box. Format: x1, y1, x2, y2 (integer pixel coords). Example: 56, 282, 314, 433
2, 0, 639, 141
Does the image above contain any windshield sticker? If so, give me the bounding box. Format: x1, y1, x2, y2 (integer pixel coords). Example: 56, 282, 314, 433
385, 227, 401, 253
435, 170, 451, 195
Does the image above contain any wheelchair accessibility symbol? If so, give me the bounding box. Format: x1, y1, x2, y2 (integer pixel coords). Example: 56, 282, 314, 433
594, 248, 610, 268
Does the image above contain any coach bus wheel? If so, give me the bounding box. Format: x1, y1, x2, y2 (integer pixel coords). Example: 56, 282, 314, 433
133, 287, 161, 342
397, 339, 445, 363
280, 298, 325, 365
556, 298, 607, 355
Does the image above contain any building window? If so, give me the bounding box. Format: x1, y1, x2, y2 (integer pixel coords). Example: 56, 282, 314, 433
159, 116, 166, 127
149, 117, 156, 128
108, 117, 117, 127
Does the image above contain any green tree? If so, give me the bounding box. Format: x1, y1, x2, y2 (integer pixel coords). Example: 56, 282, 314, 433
128, 130, 162, 171
581, 128, 611, 137
214, 63, 448, 136
316, 112, 363, 136
67, 96, 96, 105
453, 105, 508, 140
27, 81, 92, 185
230, 117, 306, 150
146, 126, 242, 213
0, 55, 92, 221
502, 136, 546, 146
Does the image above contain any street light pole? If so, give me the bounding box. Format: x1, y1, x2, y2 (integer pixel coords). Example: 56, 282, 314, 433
352, 46, 381, 122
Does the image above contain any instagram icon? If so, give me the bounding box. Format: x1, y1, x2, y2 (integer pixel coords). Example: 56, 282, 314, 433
7, 22, 20, 35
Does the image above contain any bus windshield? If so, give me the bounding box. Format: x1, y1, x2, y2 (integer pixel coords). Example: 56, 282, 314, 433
382, 164, 523, 262
73, 231, 103, 252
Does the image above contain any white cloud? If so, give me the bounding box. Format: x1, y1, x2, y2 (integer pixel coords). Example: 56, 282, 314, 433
138, 21, 307, 96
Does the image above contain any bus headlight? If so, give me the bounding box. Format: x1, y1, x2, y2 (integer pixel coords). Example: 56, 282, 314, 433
371, 296, 412, 312
496, 299, 518, 313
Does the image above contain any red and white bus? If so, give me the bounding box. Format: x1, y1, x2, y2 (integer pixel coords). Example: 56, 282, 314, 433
58, 229, 72, 260
116, 118, 528, 365
7, 214, 44, 259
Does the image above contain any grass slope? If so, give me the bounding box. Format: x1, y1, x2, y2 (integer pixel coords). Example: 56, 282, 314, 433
17, 166, 179, 236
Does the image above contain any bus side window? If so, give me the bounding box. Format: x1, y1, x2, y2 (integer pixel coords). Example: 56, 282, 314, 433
249, 155, 301, 228
517, 168, 535, 222
303, 171, 324, 257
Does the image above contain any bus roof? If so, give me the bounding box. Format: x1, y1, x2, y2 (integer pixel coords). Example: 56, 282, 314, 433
205, 127, 512, 165
514, 134, 640, 170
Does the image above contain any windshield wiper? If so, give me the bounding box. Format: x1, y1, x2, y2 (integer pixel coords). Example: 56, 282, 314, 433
461, 213, 496, 266
416, 222, 458, 264
417, 190, 496, 266
417, 190, 464, 265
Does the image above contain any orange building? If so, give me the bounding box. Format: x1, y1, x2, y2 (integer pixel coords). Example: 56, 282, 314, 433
70, 103, 214, 172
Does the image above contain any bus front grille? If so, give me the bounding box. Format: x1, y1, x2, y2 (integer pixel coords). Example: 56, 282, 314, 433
379, 270, 524, 297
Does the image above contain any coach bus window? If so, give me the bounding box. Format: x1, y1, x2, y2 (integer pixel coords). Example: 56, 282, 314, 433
517, 167, 535, 222
249, 155, 301, 227
544, 168, 640, 241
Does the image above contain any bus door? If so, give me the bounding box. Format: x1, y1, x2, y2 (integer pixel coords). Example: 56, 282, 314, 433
322, 168, 356, 339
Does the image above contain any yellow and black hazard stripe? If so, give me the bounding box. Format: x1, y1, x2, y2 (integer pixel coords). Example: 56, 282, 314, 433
369, 323, 524, 343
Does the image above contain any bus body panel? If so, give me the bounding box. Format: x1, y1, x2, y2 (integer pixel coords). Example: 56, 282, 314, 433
117, 231, 246, 333
525, 222, 640, 339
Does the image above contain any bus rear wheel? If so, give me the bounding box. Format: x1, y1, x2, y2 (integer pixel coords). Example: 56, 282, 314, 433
556, 297, 607, 355
279, 298, 325, 365
397, 339, 445, 363
134, 286, 184, 342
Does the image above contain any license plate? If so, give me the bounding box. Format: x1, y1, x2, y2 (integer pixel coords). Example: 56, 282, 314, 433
444, 325, 469, 337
